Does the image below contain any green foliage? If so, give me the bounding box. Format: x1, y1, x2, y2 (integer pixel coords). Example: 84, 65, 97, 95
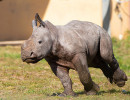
112, 35, 130, 71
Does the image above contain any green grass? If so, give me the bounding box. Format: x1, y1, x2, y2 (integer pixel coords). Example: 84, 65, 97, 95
112, 34, 130, 74
0, 35, 130, 99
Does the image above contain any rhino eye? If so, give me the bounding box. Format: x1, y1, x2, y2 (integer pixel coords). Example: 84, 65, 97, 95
38, 41, 42, 44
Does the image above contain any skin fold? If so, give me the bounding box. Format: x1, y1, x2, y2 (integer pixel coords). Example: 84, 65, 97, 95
21, 13, 127, 96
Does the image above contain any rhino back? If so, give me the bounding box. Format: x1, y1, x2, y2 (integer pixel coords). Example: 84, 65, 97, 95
55, 20, 104, 58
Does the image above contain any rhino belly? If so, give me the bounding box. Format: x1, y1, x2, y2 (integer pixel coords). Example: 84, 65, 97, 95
56, 59, 75, 70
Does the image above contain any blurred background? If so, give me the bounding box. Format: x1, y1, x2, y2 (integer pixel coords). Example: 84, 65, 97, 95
0, 0, 130, 41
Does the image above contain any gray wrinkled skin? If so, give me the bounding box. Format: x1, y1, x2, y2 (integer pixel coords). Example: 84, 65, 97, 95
21, 13, 127, 96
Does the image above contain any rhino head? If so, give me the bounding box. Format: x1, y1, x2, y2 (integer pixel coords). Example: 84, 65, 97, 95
21, 13, 54, 63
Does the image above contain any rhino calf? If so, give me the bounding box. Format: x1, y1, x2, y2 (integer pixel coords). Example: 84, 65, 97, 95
21, 13, 127, 96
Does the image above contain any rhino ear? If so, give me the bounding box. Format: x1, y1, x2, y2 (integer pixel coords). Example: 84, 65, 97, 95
35, 13, 46, 27
32, 20, 37, 30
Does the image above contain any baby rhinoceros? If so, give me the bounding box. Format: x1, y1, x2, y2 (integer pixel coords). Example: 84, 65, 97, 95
21, 13, 127, 96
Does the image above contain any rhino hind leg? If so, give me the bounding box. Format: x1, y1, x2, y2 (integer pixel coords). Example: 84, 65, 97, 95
47, 61, 76, 96
108, 55, 127, 87
100, 37, 127, 87
94, 58, 114, 83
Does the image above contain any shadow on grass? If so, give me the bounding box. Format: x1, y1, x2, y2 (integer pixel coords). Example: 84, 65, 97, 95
50, 93, 61, 96
76, 91, 85, 95
97, 89, 130, 95
49, 89, 130, 96
49, 92, 84, 97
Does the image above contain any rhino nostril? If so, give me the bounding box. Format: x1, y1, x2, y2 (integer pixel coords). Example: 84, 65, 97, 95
30, 52, 34, 57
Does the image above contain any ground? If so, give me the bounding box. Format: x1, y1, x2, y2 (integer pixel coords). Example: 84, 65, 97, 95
0, 35, 130, 100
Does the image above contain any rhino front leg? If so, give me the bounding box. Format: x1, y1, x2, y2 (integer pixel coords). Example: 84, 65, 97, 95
47, 61, 75, 96
72, 53, 100, 95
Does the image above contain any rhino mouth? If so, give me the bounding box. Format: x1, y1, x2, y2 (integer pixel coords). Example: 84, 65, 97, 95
22, 56, 43, 64
23, 58, 40, 63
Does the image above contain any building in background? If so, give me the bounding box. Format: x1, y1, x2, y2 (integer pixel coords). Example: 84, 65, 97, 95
0, 0, 130, 41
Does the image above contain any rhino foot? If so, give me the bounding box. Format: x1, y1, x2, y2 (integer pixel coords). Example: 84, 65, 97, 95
85, 82, 100, 95
113, 68, 127, 87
